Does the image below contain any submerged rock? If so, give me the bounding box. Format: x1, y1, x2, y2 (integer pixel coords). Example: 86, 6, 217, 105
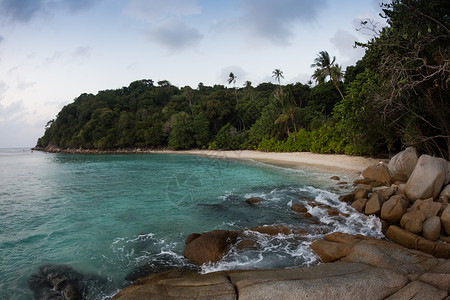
246, 197, 262, 205
28, 263, 105, 300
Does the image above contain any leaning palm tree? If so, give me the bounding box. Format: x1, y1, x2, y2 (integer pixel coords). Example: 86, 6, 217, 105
311, 51, 344, 100
227, 72, 238, 104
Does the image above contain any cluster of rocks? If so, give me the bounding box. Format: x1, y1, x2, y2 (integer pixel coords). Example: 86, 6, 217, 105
339, 147, 450, 258
113, 232, 449, 300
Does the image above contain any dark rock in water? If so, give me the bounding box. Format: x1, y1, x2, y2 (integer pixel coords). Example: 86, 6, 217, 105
291, 202, 307, 213
185, 233, 201, 244
330, 176, 341, 181
28, 264, 84, 300
125, 262, 199, 282
246, 197, 262, 205
28, 263, 106, 300
184, 230, 238, 265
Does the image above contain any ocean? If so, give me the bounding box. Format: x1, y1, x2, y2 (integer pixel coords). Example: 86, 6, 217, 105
0, 149, 383, 299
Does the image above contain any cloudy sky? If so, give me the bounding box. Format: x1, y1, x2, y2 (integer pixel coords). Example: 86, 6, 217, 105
0, 0, 385, 148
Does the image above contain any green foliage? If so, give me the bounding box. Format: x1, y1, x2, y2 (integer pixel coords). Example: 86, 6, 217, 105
209, 123, 240, 150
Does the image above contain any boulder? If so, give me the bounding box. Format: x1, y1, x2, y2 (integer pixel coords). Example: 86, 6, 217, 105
246, 197, 261, 205
404, 154, 448, 202
351, 198, 368, 212
249, 225, 292, 235
291, 203, 307, 213
418, 198, 442, 219
309, 239, 351, 263
338, 191, 356, 203
236, 240, 259, 251
362, 163, 391, 186
365, 193, 384, 215
386, 225, 419, 250
385, 281, 447, 300
184, 230, 238, 265
421, 216, 441, 241
354, 188, 370, 200
376, 186, 397, 200
185, 233, 201, 244
400, 210, 426, 234
380, 195, 408, 223
440, 184, 450, 198
387, 147, 419, 182
441, 205, 450, 235
417, 273, 450, 293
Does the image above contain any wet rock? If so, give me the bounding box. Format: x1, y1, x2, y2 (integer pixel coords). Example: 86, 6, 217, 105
365, 193, 384, 215
380, 195, 408, 223
246, 197, 262, 205
351, 198, 368, 212
330, 176, 340, 181
236, 240, 259, 251
387, 147, 419, 183
404, 154, 448, 202
184, 230, 238, 265
185, 233, 201, 244
249, 225, 292, 235
291, 203, 307, 213
28, 264, 96, 300
421, 216, 441, 241
338, 191, 356, 203
362, 163, 391, 186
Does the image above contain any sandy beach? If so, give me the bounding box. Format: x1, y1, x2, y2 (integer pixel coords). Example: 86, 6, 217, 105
151, 150, 387, 178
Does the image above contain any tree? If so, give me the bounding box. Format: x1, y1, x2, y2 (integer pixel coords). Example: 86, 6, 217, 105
311, 51, 345, 100
273, 87, 298, 138
360, 0, 450, 158
227, 72, 239, 104
243, 80, 253, 101
272, 69, 284, 92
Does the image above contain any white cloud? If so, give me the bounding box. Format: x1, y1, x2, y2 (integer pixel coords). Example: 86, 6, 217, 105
220, 0, 326, 46
329, 29, 365, 67
146, 18, 203, 53
125, 0, 201, 23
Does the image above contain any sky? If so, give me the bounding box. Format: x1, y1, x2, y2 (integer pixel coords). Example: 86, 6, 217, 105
0, 0, 386, 148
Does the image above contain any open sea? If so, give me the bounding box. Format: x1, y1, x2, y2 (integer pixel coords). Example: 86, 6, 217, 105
0, 148, 383, 299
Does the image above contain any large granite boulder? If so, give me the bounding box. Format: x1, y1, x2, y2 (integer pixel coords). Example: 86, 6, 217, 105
380, 195, 408, 223
421, 216, 441, 241
387, 147, 419, 182
400, 210, 426, 234
365, 193, 384, 215
362, 163, 391, 186
404, 155, 448, 202
184, 230, 238, 265
441, 205, 450, 235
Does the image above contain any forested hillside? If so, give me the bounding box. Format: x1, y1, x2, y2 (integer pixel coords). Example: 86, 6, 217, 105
36, 0, 449, 159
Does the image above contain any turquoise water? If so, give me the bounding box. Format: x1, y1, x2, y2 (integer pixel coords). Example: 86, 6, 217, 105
0, 149, 382, 299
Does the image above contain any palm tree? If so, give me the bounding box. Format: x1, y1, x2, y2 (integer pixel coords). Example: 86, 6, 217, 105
273, 87, 297, 138
243, 80, 253, 101
227, 72, 238, 104
272, 69, 284, 91
311, 51, 344, 100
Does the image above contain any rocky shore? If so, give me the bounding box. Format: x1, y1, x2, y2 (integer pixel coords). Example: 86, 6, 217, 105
110, 147, 450, 299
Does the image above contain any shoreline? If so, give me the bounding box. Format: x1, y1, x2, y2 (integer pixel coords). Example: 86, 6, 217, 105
33, 147, 387, 178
